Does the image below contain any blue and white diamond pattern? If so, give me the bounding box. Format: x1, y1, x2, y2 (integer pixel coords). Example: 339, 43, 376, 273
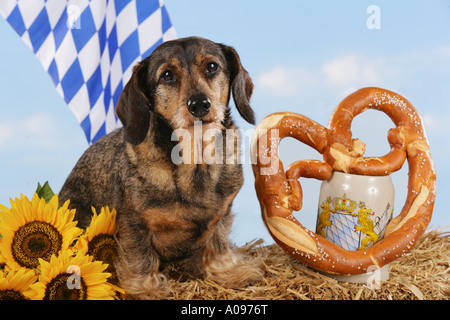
325, 208, 392, 251
0, 0, 176, 144
326, 213, 360, 251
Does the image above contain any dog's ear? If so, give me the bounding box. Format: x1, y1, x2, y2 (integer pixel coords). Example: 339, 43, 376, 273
116, 61, 151, 145
221, 45, 255, 125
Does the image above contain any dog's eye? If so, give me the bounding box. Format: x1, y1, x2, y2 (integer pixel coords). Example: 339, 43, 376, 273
205, 62, 219, 75
161, 70, 176, 83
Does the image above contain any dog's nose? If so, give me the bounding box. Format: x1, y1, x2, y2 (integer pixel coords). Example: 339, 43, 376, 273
187, 94, 211, 118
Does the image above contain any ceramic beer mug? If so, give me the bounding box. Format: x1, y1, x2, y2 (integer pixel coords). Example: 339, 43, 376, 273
316, 171, 394, 282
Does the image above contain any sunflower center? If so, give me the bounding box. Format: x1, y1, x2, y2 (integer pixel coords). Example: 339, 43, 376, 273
88, 234, 118, 284
28, 235, 47, 253
0, 289, 26, 300
12, 221, 63, 269
44, 273, 87, 300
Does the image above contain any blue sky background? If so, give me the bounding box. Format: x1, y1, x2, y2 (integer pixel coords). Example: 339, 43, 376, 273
0, 0, 449, 246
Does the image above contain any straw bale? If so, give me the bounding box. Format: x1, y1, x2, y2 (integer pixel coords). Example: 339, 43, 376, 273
166, 229, 450, 300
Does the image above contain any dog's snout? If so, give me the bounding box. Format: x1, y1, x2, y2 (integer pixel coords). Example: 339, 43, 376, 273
187, 93, 211, 118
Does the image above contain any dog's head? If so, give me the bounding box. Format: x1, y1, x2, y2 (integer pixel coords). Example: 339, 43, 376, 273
116, 36, 255, 145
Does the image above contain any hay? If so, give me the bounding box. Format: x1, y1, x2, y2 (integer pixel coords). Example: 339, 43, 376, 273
166, 228, 450, 300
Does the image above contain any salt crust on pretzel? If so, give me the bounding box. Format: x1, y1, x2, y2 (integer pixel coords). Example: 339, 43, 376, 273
252, 87, 436, 275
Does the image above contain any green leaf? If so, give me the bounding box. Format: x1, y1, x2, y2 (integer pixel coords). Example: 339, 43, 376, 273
36, 181, 55, 203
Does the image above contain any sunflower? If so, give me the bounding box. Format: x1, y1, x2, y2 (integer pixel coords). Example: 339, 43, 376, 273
0, 268, 37, 300
24, 249, 115, 300
76, 206, 120, 287
0, 193, 83, 270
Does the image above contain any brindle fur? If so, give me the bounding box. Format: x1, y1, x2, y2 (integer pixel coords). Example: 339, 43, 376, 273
59, 37, 262, 299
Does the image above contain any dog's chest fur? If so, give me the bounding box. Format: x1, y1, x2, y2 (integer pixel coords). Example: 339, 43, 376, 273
126, 127, 243, 260
63, 117, 244, 262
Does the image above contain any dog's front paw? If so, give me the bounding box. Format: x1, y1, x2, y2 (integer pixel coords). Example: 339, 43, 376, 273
121, 272, 171, 300
204, 251, 263, 289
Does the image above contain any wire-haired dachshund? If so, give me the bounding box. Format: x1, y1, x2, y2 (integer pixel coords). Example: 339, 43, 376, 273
59, 36, 262, 299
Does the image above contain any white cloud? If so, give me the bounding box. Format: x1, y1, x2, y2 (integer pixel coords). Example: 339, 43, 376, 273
0, 122, 15, 149
0, 113, 58, 151
23, 113, 54, 135
257, 66, 317, 95
321, 54, 383, 87
422, 112, 450, 134
256, 44, 450, 98
258, 67, 295, 95
257, 53, 393, 98
437, 44, 450, 56
322, 54, 359, 86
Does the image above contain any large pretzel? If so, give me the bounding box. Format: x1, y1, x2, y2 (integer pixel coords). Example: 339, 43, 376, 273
251, 87, 436, 275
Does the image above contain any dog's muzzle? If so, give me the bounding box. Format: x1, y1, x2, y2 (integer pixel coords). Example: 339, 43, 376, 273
187, 93, 211, 118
